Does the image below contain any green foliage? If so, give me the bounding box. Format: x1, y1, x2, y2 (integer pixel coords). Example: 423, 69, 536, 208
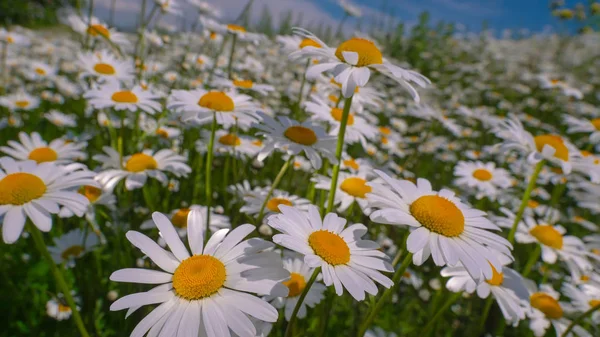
0, 0, 76, 27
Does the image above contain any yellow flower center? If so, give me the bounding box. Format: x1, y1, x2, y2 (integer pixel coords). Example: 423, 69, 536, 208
581, 275, 590, 282
534, 135, 569, 161
330, 108, 354, 125
6, 36, 14, 44
15, 100, 30, 108
93, 63, 116, 75
226, 24, 246, 33
79, 185, 102, 203
156, 128, 169, 138
410, 195, 465, 237
379, 126, 391, 135
282, 272, 307, 297
529, 225, 563, 249
0, 173, 47, 205
87, 24, 110, 38
28, 147, 58, 163
232, 79, 253, 89
530, 293, 563, 319
335, 38, 383, 67
58, 303, 71, 312
528, 200, 540, 209
171, 208, 190, 228
343, 158, 359, 170
589, 300, 600, 308
283, 126, 318, 146
61, 245, 85, 260
328, 94, 339, 104
218, 134, 241, 146
172, 255, 226, 300
252, 139, 263, 147
485, 263, 504, 286
299, 38, 321, 49
266, 198, 292, 213
308, 230, 350, 265
591, 119, 600, 131
340, 177, 371, 198
35, 67, 47, 76
472, 168, 493, 181
209, 31, 217, 40
125, 153, 158, 172
111, 91, 138, 103
198, 92, 235, 112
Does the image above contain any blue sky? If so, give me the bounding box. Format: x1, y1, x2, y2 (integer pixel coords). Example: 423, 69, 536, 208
94, 0, 583, 34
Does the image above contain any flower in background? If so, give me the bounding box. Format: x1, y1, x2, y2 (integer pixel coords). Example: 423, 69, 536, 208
84, 82, 161, 114
48, 229, 99, 267
1, 132, 87, 164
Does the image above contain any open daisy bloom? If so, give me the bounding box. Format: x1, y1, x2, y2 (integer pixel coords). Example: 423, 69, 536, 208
48, 228, 99, 267
368, 170, 512, 281
1, 132, 86, 165
268, 205, 393, 301
110, 211, 289, 337
0, 91, 40, 111
453, 160, 512, 200
290, 28, 430, 100
78, 49, 135, 83
0, 157, 97, 244
313, 169, 378, 215
85, 82, 161, 114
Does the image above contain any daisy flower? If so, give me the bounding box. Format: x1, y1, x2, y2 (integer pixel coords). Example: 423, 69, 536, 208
241, 189, 311, 218
0, 91, 40, 111
365, 327, 397, 337
254, 113, 336, 170
84, 82, 161, 114
368, 170, 512, 281
213, 77, 275, 96
197, 130, 260, 158
188, 0, 221, 17
109, 211, 289, 337
313, 170, 378, 215
64, 13, 129, 46
0, 28, 29, 46
29, 61, 57, 80
140, 204, 230, 238
46, 293, 80, 321
290, 28, 430, 99
563, 282, 600, 323
202, 19, 264, 43
453, 161, 512, 200
268, 205, 393, 301
167, 89, 258, 128
155, 0, 182, 15
48, 229, 99, 267
78, 49, 135, 83
0, 157, 97, 244
1, 132, 86, 164
564, 115, 600, 143
93, 147, 191, 190
267, 255, 326, 321
44, 110, 78, 128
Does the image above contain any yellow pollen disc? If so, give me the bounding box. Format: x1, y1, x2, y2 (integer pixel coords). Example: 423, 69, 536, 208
61, 245, 85, 260
472, 168, 493, 181
87, 24, 110, 38
330, 108, 355, 125
226, 24, 246, 33
328, 94, 339, 104
485, 263, 504, 286
335, 38, 383, 67
266, 198, 292, 212
233, 79, 253, 89
79, 185, 102, 203
7, 36, 14, 44
111, 91, 138, 103
171, 208, 191, 228
530, 293, 563, 319
589, 300, 600, 308
284, 126, 318, 146
58, 303, 71, 312
299, 38, 321, 49
534, 134, 569, 161
283, 272, 307, 297
125, 153, 158, 172
28, 147, 58, 163
218, 134, 241, 146
172, 255, 226, 300
198, 92, 235, 112
0, 173, 47, 205
403, 272, 411, 278
581, 275, 590, 282
156, 128, 169, 138
209, 31, 217, 40
529, 225, 563, 249
308, 230, 350, 265
15, 100, 30, 108
35, 68, 47, 75
343, 159, 359, 170
592, 248, 600, 256
528, 200, 540, 209
591, 119, 600, 130
93, 63, 116, 75
340, 177, 371, 198
381, 136, 389, 145
252, 139, 262, 146
410, 195, 465, 237
379, 126, 391, 135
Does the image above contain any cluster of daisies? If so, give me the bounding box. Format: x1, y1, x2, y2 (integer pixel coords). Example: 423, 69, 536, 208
1, 0, 600, 336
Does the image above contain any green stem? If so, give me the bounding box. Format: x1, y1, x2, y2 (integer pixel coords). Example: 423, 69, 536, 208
421, 292, 462, 336
297, 58, 310, 107
29, 225, 91, 337
356, 252, 413, 337
204, 113, 217, 243
256, 156, 294, 224
142, 184, 156, 211
206, 35, 229, 85
507, 160, 545, 244
560, 304, 600, 337
522, 244, 541, 278
0, 42, 7, 95
284, 268, 320, 337
84, 0, 95, 50
326, 95, 353, 213
478, 297, 494, 334
227, 34, 237, 79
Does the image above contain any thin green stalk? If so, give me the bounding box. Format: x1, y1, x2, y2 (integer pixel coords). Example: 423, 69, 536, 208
560, 303, 600, 337
29, 224, 91, 337
326, 95, 353, 213
256, 156, 294, 224
478, 297, 494, 334
284, 268, 320, 337
356, 252, 413, 337
297, 58, 311, 107
206, 35, 229, 85
204, 113, 217, 243
84, 0, 95, 50
227, 34, 238, 79
421, 292, 462, 336
0, 42, 7, 95
142, 184, 156, 211
522, 244, 541, 277
507, 160, 545, 243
